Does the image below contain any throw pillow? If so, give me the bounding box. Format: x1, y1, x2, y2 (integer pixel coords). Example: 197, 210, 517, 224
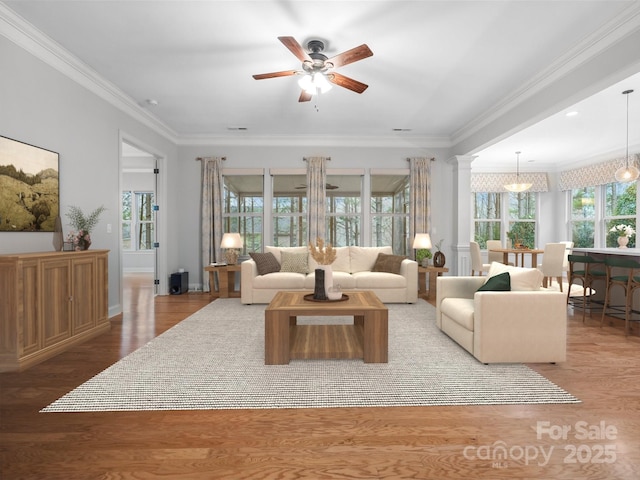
477, 271, 510, 291
280, 251, 309, 274
371, 253, 406, 274
485, 262, 543, 291
249, 252, 280, 275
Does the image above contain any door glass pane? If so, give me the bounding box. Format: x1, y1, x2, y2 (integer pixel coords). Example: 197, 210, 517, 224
224, 175, 264, 254
371, 174, 409, 254
272, 174, 307, 247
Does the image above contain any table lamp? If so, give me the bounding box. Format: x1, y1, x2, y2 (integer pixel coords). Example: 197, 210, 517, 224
413, 233, 432, 267
220, 233, 243, 265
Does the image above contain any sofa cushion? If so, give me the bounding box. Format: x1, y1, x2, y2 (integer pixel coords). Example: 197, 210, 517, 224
353, 271, 406, 289
372, 253, 407, 274
486, 262, 542, 291
477, 272, 510, 291
350, 246, 393, 273
303, 271, 356, 290
249, 252, 280, 275
280, 251, 309, 274
253, 272, 305, 289
308, 246, 351, 273
440, 298, 475, 331
265, 246, 308, 265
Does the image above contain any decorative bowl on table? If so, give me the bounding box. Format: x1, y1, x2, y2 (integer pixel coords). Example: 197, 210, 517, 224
327, 285, 343, 301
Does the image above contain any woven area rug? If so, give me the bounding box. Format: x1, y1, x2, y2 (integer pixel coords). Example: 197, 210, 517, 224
42, 299, 579, 412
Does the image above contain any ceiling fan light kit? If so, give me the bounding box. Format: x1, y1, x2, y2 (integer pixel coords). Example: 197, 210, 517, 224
504, 151, 532, 192
614, 89, 638, 183
298, 72, 333, 95
253, 36, 373, 102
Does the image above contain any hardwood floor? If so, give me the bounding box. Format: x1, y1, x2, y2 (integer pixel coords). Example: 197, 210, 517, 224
1, 277, 639, 479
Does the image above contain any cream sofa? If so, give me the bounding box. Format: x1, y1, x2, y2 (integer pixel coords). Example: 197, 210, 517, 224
241, 245, 418, 304
435, 263, 567, 364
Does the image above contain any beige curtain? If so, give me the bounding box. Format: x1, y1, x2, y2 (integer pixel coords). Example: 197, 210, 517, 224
306, 156, 328, 242
409, 157, 432, 241
200, 156, 224, 292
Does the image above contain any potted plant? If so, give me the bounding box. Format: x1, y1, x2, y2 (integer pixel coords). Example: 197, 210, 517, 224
416, 248, 432, 267
610, 224, 635, 248
65, 205, 105, 250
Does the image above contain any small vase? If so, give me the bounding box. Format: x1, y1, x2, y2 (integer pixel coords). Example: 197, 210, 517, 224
318, 264, 333, 297
52, 216, 63, 251
617, 236, 629, 249
433, 251, 446, 268
313, 268, 327, 300
77, 238, 91, 251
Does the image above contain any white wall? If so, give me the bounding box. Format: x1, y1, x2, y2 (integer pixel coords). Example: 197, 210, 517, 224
2, 30, 568, 311
0, 36, 178, 316
176, 145, 456, 287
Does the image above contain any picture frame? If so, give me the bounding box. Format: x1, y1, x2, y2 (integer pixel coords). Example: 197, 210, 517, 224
0, 135, 60, 232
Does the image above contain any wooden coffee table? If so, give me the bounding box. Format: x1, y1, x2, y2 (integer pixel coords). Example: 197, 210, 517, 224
264, 290, 388, 365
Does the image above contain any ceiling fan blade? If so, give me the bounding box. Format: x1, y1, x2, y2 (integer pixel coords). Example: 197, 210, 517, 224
253, 70, 298, 80
328, 72, 369, 94
278, 36, 312, 62
298, 90, 312, 102
327, 44, 373, 68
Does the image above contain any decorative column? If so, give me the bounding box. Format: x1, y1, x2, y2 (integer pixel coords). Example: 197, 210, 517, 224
447, 155, 476, 275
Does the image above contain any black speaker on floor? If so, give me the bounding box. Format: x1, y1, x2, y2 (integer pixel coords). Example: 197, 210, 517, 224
170, 271, 188, 295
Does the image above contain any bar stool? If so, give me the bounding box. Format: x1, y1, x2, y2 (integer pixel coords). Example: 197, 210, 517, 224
566, 255, 605, 322
600, 256, 640, 335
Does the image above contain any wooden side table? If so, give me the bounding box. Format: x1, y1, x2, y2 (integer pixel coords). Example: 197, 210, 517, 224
418, 265, 449, 301
204, 264, 241, 298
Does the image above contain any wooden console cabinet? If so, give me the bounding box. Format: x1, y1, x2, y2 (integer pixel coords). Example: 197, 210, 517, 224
0, 250, 109, 372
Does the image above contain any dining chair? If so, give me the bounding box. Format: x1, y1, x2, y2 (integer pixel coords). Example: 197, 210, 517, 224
560, 241, 574, 276
600, 256, 640, 336
566, 254, 606, 323
539, 242, 567, 291
486, 240, 513, 265
470, 241, 490, 276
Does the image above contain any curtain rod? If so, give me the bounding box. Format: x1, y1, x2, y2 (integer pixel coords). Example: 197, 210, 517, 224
406, 157, 435, 161
303, 157, 331, 161
195, 157, 226, 161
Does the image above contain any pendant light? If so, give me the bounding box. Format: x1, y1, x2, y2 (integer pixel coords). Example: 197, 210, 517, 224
614, 89, 638, 183
504, 151, 532, 192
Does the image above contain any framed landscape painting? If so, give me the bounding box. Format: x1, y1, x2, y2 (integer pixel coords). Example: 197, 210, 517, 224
0, 136, 60, 232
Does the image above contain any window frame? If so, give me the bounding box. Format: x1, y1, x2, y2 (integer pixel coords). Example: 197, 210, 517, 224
121, 190, 155, 251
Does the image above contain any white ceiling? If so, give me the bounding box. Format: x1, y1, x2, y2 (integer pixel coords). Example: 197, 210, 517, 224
4, 0, 640, 171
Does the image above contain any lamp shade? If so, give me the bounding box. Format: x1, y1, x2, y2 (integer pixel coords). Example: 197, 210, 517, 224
614, 165, 639, 183
504, 151, 532, 192
412, 233, 432, 249
614, 89, 638, 183
220, 233, 243, 249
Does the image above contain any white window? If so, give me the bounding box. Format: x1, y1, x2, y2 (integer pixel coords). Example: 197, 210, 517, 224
223, 175, 264, 254
603, 182, 636, 248
122, 191, 155, 251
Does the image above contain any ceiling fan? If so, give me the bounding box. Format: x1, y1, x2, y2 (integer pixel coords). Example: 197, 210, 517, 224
252, 36, 373, 102
295, 183, 339, 190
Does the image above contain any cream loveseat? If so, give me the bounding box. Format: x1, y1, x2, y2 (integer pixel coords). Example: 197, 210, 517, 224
241, 246, 418, 304
435, 262, 567, 364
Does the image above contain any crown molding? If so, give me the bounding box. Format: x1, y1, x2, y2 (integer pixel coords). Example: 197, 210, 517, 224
0, 3, 180, 144
451, 2, 640, 147
175, 133, 452, 149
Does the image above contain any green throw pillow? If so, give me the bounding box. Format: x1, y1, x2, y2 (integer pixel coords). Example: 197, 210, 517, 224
477, 272, 511, 291
249, 252, 281, 275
